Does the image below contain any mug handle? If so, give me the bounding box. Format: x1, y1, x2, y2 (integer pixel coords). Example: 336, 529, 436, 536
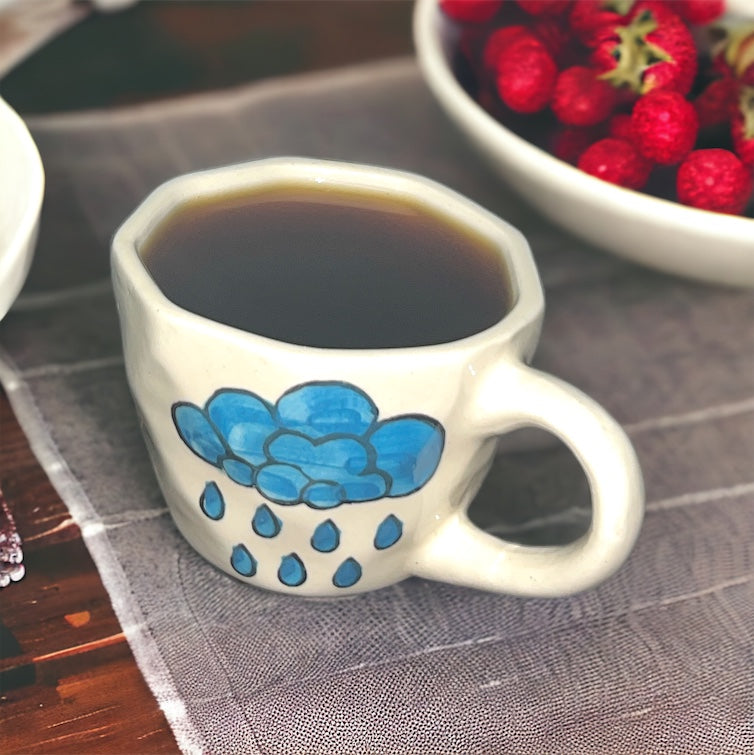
411, 363, 644, 597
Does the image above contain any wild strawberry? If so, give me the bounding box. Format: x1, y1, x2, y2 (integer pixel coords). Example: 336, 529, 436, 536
591, 1, 698, 96
693, 76, 741, 128
496, 34, 558, 113
668, 0, 725, 26
578, 136, 654, 189
482, 22, 568, 72
676, 149, 753, 214
568, 0, 635, 47
515, 0, 572, 16
482, 25, 532, 75
530, 16, 574, 61
608, 112, 635, 141
731, 86, 754, 168
630, 89, 698, 164
552, 65, 620, 125
440, 0, 503, 23
551, 125, 604, 164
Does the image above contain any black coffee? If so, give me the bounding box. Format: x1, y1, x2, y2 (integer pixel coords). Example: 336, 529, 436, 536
140, 187, 511, 349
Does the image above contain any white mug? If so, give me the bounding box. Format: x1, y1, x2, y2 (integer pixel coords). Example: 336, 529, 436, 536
111, 157, 643, 597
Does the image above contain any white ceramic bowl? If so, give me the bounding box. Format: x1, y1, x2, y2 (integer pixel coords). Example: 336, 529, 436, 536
413, 0, 754, 288
0, 96, 44, 320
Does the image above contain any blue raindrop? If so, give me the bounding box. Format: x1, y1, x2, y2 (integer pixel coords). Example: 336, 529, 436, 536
199, 482, 225, 520
252, 504, 282, 538
230, 544, 257, 577
374, 514, 403, 550
333, 557, 362, 588
278, 553, 307, 587
311, 519, 340, 552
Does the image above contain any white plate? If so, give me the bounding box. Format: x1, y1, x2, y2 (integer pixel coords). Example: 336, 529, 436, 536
0, 96, 44, 320
413, 0, 754, 288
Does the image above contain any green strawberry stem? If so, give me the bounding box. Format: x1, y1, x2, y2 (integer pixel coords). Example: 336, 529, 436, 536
741, 85, 754, 139
599, 9, 672, 94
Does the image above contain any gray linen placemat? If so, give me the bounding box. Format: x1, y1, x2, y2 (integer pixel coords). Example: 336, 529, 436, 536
1, 59, 753, 755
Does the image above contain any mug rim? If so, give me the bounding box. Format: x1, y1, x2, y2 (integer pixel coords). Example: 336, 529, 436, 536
110, 156, 544, 358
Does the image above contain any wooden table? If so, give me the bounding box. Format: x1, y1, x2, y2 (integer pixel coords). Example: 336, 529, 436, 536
0, 4, 413, 751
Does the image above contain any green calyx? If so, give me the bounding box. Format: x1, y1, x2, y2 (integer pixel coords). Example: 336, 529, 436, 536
603, 0, 635, 16
740, 86, 754, 140
599, 9, 671, 94
720, 23, 754, 79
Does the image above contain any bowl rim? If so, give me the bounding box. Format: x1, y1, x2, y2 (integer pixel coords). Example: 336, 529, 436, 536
0, 96, 45, 312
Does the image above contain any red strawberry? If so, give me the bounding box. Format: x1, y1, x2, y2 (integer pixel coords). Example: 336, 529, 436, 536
608, 112, 635, 141
552, 65, 620, 125
551, 125, 604, 163
495, 34, 558, 113
568, 0, 635, 47
676, 149, 753, 214
530, 16, 574, 60
578, 136, 654, 188
440, 0, 503, 23
591, 1, 698, 96
482, 25, 532, 74
515, 0, 572, 15
731, 86, 754, 168
631, 89, 698, 164
668, 0, 725, 26
483, 22, 567, 72
693, 76, 741, 129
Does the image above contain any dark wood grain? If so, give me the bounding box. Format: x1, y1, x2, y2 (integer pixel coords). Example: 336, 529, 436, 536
0, 383, 178, 753
0, 3, 414, 752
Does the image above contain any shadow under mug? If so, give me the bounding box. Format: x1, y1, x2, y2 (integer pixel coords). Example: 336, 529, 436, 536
111, 157, 644, 598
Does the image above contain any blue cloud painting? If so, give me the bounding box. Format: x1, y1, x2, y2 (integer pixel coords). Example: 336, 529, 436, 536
172, 381, 444, 510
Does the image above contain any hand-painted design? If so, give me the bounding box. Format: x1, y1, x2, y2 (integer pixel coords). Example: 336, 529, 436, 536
374, 514, 403, 550
251, 504, 282, 538
172, 381, 444, 510
230, 544, 257, 577
221, 457, 255, 487
333, 557, 362, 588
278, 553, 307, 587
311, 519, 340, 553
199, 482, 225, 520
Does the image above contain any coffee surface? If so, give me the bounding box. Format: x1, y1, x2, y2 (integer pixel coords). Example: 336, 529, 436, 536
141, 188, 510, 349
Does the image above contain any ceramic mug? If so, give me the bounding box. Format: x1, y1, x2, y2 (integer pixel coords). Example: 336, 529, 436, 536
111, 157, 644, 598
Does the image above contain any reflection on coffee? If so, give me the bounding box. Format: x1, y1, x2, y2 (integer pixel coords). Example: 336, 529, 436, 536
140, 187, 511, 349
